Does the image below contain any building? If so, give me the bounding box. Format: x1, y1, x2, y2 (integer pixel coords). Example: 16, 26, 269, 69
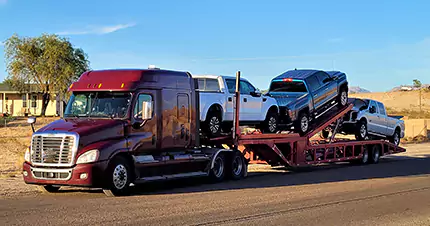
0, 83, 59, 117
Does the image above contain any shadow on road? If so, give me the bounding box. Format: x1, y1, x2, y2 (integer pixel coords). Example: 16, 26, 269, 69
55, 154, 430, 197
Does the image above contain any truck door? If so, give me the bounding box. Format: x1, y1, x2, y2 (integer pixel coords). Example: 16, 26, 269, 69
305, 74, 324, 112
316, 72, 337, 106
175, 93, 191, 146
129, 90, 159, 156
367, 100, 381, 134
376, 102, 389, 135
240, 80, 261, 120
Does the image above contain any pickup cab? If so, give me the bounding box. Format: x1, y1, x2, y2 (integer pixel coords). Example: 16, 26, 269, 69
267, 69, 348, 134
192, 75, 279, 136
340, 98, 405, 146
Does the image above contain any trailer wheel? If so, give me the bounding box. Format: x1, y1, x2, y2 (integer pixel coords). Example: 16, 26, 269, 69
228, 152, 246, 180
40, 185, 61, 193
360, 146, 370, 164
369, 145, 381, 164
103, 156, 131, 197
209, 153, 226, 182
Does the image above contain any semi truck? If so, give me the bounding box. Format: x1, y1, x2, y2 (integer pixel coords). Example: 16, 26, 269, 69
22, 68, 406, 197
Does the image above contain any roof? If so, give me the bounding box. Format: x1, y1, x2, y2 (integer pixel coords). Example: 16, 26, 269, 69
69, 69, 192, 92
0, 83, 43, 93
326, 71, 345, 77
192, 74, 248, 82
272, 69, 324, 80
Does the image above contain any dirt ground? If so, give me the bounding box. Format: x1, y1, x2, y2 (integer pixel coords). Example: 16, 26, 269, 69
0, 117, 59, 177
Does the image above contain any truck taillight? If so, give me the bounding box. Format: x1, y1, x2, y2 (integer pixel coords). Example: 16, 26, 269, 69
283, 78, 293, 82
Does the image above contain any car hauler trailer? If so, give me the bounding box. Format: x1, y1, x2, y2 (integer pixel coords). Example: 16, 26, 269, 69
23, 69, 406, 197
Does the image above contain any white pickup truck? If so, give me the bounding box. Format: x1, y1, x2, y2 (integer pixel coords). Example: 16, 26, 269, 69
193, 75, 279, 137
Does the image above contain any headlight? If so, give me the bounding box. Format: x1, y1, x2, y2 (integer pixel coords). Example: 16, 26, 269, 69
76, 149, 99, 164
24, 147, 31, 163
288, 109, 296, 119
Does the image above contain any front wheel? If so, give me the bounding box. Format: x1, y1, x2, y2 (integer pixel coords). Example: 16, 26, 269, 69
356, 120, 368, 141
262, 111, 278, 133
103, 156, 132, 197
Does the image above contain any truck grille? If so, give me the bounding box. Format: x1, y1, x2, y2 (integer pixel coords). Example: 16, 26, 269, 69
31, 133, 79, 167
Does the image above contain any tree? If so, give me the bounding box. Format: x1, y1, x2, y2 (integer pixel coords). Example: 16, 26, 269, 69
4, 34, 90, 116
413, 79, 422, 88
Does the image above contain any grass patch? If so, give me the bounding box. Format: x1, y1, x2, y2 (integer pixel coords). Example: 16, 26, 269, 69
401, 135, 430, 144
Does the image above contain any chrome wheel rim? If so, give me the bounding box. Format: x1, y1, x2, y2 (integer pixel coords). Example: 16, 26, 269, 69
360, 124, 367, 138
268, 117, 277, 132
213, 156, 224, 178
341, 91, 348, 106
301, 116, 309, 133
209, 116, 220, 134
113, 164, 127, 190
232, 156, 243, 176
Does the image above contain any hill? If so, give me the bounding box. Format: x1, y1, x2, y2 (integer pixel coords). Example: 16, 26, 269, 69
349, 86, 371, 94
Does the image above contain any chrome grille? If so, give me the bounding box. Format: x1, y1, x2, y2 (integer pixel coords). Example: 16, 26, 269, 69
31, 133, 78, 166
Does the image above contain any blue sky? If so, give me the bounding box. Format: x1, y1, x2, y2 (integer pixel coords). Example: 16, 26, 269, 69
1, 0, 429, 92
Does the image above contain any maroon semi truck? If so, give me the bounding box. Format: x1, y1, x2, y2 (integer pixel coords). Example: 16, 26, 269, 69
22, 68, 406, 197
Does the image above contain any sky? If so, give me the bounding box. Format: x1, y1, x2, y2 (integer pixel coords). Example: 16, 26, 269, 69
0, 0, 430, 92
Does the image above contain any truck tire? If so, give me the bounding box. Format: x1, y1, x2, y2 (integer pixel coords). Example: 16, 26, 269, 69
356, 120, 368, 141
103, 156, 132, 197
369, 145, 381, 164
338, 88, 348, 107
204, 111, 222, 137
228, 151, 246, 180
209, 153, 226, 182
295, 113, 310, 135
389, 129, 401, 146
40, 185, 61, 193
262, 111, 278, 133
360, 146, 370, 164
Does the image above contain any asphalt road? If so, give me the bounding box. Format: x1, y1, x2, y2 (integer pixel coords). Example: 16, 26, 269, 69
1, 150, 430, 226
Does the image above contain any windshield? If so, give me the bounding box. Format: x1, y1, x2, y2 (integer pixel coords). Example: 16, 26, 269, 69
352, 98, 370, 111
269, 81, 307, 93
64, 92, 131, 118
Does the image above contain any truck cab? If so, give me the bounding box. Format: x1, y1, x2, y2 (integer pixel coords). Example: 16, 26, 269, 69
23, 69, 247, 196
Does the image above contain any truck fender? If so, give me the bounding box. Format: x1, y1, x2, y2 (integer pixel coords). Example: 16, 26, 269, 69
201, 103, 224, 122
210, 149, 234, 169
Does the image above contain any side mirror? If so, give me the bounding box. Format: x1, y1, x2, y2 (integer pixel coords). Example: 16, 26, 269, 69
251, 89, 262, 97
27, 117, 36, 132
369, 106, 376, 114
132, 101, 153, 129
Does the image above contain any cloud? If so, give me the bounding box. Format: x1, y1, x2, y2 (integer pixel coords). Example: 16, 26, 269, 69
57, 23, 136, 36
327, 38, 344, 43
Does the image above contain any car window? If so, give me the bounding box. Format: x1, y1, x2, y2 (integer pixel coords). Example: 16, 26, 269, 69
244, 81, 256, 93
269, 80, 307, 93
369, 101, 379, 114
240, 81, 252, 95
197, 78, 220, 92
316, 72, 330, 84
377, 102, 386, 115
225, 79, 236, 93
305, 75, 321, 92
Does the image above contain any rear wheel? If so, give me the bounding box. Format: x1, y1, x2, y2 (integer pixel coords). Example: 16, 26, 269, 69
209, 154, 226, 182
228, 152, 246, 180
204, 111, 222, 137
390, 129, 401, 146
103, 156, 132, 197
40, 185, 61, 193
262, 110, 278, 133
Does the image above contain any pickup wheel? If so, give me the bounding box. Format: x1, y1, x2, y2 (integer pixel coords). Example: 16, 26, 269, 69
356, 120, 368, 141
295, 113, 310, 135
204, 111, 222, 137
103, 156, 131, 197
209, 153, 226, 182
40, 185, 61, 193
228, 151, 246, 180
390, 129, 401, 146
338, 88, 348, 107
262, 111, 278, 133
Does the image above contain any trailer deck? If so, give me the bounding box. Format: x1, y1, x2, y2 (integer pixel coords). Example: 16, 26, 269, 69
205, 72, 406, 167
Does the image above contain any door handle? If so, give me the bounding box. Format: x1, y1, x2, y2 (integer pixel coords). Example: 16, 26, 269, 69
228, 97, 232, 102
243, 98, 247, 102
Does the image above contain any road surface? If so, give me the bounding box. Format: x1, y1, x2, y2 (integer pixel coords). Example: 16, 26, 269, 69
1, 144, 429, 226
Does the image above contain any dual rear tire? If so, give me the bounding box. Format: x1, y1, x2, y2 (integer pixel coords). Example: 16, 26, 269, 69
209, 151, 247, 182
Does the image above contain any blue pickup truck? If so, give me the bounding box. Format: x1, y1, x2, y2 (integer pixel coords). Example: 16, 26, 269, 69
266, 69, 348, 134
